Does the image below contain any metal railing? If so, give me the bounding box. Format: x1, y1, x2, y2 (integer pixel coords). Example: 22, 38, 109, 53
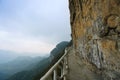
40, 48, 69, 80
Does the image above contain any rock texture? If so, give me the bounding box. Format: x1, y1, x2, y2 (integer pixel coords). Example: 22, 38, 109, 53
68, 0, 120, 80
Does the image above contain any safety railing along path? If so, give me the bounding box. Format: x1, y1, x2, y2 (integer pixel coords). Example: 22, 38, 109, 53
40, 48, 69, 80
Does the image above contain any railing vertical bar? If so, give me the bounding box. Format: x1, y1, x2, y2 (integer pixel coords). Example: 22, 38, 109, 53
53, 70, 57, 80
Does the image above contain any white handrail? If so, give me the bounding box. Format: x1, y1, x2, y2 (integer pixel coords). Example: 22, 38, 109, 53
40, 49, 68, 80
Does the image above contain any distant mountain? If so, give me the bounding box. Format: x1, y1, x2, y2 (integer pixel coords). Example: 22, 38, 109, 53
0, 56, 45, 80
0, 50, 49, 64
49, 41, 69, 64
0, 72, 9, 80
0, 50, 20, 64
7, 57, 50, 80
7, 41, 69, 80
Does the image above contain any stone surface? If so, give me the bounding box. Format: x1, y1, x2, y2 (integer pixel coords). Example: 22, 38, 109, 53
68, 0, 120, 80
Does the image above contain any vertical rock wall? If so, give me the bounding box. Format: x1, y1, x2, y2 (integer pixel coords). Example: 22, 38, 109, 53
68, 0, 120, 80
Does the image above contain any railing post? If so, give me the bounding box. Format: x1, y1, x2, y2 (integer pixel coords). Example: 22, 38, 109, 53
60, 66, 63, 78
53, 70, 57, 80
64, 76, 66, 80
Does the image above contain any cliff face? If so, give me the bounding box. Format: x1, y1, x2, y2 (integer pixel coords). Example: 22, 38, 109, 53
68, 0, 120, 80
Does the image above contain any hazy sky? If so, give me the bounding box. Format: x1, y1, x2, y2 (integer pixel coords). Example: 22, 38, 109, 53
0, 0, 71, 56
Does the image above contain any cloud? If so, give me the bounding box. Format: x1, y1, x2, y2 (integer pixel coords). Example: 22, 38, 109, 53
0, 30, 55, 55
0, 0, 71, 56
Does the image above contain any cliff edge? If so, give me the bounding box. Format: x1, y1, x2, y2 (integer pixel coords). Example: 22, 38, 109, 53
67, 0, 120, 80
